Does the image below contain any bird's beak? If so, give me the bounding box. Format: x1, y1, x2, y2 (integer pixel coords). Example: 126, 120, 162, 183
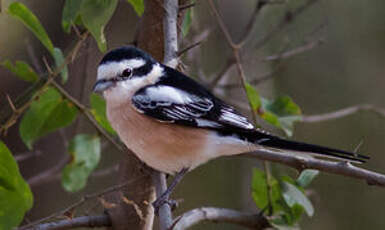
93, 80, 115, 93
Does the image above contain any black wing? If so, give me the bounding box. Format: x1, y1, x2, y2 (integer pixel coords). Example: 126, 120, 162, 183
132, 65, 369, 163
132, 66, 254, 133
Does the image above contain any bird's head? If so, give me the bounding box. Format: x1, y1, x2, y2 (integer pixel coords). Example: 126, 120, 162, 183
93, 46, 163, 96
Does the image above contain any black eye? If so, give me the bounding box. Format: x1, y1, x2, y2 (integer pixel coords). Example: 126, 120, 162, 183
121, 68, 133, 78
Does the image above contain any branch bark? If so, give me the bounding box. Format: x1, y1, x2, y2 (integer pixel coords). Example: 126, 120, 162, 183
172, 207, 270, 230
152, 0, 181, 229
30, 215, 111, 230
242, 149, 385, 187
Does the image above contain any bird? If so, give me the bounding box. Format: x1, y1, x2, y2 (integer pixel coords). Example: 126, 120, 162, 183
93, 46, 369, 210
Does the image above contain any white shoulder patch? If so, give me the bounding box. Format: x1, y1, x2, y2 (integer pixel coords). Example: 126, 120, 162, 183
145, 86, 194, 104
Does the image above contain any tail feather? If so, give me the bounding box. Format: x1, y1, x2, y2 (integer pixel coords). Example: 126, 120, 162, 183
243, 131, 369, 163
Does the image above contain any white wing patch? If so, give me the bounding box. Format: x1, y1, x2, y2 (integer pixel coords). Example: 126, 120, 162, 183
145, 86, 195, 104
219, 107, 254, 130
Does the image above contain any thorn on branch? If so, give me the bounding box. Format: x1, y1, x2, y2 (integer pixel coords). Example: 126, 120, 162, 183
179, 2, 195, 12
178, 40, 202, 57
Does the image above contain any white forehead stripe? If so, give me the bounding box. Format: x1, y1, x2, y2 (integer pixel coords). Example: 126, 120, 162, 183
97, 58, 146, 80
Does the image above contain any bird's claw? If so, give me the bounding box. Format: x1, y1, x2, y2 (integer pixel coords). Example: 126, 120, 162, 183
152, 197, 178, 215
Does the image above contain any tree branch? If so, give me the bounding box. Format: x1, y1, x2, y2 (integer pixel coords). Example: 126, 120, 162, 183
153, 0, 180, 229
152, 171, 173, 229
163, 0, 179, 68
261, 38, 324, 61
241, 149, 385, 187
29, 215, 111, 230
172, 207, 270, 230
301, 104, 385, 122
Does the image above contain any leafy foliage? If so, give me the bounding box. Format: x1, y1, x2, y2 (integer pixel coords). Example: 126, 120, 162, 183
62, 134, 101, 192
8, 2, 68, 83
252, 168, 318, 228
8, 2, 54, 53
80, 0, 118, 52
127, 0, 144, 16
90, 93, 116, 135
261, 96, 302, 136
62, 0, 83, 33
19, 87, 78, 149
0, 141, 33, 229
1, 60, 39, 82
244, 83, 302, 136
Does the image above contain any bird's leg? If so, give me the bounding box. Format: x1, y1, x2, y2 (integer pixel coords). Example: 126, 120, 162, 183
153, 168, 188, 214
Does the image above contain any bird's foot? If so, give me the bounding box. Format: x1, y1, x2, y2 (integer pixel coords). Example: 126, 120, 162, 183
152, 197, 179, 215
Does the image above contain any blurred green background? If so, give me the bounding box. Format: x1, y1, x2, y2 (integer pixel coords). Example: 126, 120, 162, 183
0, 0, 384, 229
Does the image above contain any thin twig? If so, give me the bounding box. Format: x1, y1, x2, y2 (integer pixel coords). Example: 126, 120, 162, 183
27, 156, 69, 186
29, 164, 119, 186
208, 0, 276, 214
0, 32, 89, 135
254, 0, 320, 50
179, 2, 195, 11
18, 176, 146, 230
178, 40, 202, 57
29, 215, 111, 230
209, 57, 235, 89
301, 104, 385, 122
14, 150, 42, 162
261, 38, 324, 61
172, 207, 270, 230
236, 0, 269, 46
49, 80, 124, 151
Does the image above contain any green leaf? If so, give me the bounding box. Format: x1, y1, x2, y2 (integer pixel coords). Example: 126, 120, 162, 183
90, 93, 116, 135
8, 2, 54, 54
80, 0, 118, 52
251, 168, 268, 209
282, 181, 314, 217
62, 0, 84, 33
265, 96, 302, 117
260, 96, 302, 136
251, 168, 284, 214
62, 134, 101, 192
127, 0, 144, 16
182, 8, 192, 37
1, 60, 39, 82
296, 169, 319, 188
19, 87, 78, 149
52, 47, 69, 83
0, 141, 33, 229
245, 83, 261, 112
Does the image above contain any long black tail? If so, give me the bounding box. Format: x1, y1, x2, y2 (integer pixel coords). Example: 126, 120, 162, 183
243, 130, 369, 163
